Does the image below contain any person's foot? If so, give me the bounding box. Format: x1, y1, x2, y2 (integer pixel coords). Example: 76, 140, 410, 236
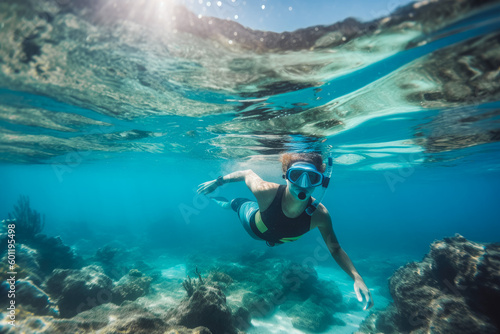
210, 197, 231, 210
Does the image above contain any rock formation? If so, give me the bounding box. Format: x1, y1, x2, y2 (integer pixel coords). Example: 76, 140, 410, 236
357, 234, 500, 334
45, 265, 114, 318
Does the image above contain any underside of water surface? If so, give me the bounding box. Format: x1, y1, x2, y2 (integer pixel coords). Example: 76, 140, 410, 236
0, 0, 499, 171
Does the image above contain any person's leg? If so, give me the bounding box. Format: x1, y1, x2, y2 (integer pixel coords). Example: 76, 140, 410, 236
210, 197, 231, 210
230, 198, 252, 212
211, 197, 263, 241
232, 199, 262, 241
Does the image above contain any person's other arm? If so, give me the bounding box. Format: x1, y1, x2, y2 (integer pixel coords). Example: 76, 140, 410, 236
315, 207, 374, 310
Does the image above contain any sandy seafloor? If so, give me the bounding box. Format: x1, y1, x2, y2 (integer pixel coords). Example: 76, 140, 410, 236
248, 266, 391, 334
147, 253, 394, 334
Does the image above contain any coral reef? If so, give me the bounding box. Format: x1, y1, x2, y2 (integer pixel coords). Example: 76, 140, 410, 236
3, 211, 499, 334
357, 234, 500, 334
7, 195, 45, 241
1, 200, 84, 278
182, 267, 204, 297
0, 249, 355, 334
0, 216, 358, 334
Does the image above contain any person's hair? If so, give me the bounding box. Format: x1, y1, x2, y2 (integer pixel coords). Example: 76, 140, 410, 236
280, 152, 325, 174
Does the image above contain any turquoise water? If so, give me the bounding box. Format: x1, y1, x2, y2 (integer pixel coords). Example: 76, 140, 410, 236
1, 0, 500, 333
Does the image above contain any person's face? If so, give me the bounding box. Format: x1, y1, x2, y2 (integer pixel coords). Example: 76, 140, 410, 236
286, 179, 315, 201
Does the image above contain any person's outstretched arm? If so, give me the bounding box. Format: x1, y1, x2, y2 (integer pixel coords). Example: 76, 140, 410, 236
314, 207, 374, 310
197, 169, 269, 195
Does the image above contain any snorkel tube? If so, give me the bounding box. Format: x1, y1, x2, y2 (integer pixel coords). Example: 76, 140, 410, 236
305, 154, 333, 216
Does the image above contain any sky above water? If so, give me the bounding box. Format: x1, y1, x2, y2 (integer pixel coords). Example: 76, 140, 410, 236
179, 0, 417, 32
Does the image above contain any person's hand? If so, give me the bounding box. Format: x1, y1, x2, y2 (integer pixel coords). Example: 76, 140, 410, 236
354, 277, 374, 310
197, 179, 219, 195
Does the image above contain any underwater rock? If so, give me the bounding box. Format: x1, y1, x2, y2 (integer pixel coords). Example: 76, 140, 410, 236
16, 279, 58, 316
206, 270, 234, 291
28, 234, 85, 275
207, 257, 348, 332
233, 306, 252, 331
45, 265, 113, 318
95, 244, 119, 264
167, 284, 237, 334
309, 279, 345, 313
112, 269, 153, 304
280, 262, 319, 298
129, 268, 143, 277
0, 244, 44, 286
281, 298, 345, 333
91, 244, 132, 280
278, 270, 345, 332
357, 234, 500, 334
241, 292, 277, 318
357, 303, 403, 334
0, 301, 212, 334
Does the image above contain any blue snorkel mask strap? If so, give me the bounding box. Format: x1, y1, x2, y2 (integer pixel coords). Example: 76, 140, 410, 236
305, 154, 333, 216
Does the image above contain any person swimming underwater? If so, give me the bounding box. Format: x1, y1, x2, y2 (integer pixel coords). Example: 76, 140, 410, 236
197, 152, 373, 310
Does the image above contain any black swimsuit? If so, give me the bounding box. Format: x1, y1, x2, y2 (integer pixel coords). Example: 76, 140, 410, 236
250, 185, 312, 246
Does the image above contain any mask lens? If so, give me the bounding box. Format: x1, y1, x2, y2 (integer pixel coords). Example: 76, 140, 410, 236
307, 171, 322, 185
287, 168, 323, 187
289, 169, 304, 182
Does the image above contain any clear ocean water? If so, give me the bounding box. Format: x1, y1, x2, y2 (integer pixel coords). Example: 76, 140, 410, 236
1, 0, 500, 333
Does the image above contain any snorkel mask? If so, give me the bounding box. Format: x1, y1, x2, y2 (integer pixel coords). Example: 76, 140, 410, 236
284, 154, 334, 215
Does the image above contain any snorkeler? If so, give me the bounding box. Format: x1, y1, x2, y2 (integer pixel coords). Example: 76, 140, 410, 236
197, 152, 374, 310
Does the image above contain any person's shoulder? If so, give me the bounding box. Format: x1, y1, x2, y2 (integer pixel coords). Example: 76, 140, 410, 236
310, 203, 331, 228
253, 182, 280, 211
312, 201, 330, 215
257, 182, 280, 199
254, 180, 279, 190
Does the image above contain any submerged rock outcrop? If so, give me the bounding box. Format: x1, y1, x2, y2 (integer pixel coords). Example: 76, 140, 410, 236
15, 279, 59, 317
357, 234, 500, 334
112, 269, 153, 305
202, 258, 347, 333
0, 302, 212, 334
168, 284, 237, 334
167, 269, 238, 334
45, 265, 114, 318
